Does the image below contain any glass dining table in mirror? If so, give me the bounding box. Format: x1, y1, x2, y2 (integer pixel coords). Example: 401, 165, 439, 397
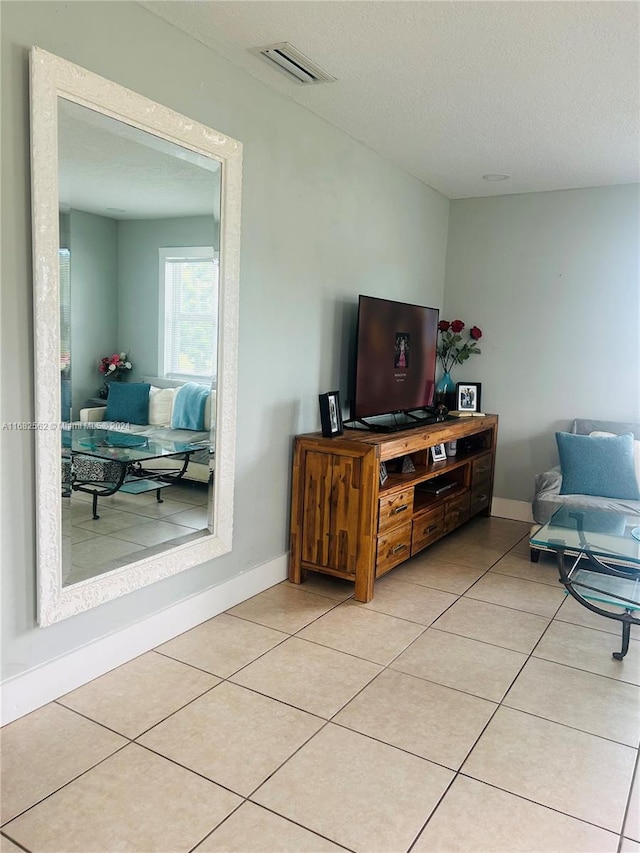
58, 97, 220, 586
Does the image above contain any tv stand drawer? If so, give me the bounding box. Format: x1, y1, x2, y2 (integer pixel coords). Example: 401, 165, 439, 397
376, 522, 412, 576
412, 507, 444, 554
378, 489, 413, 533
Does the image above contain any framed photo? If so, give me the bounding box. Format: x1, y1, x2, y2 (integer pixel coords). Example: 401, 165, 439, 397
319, 391, 343, 437
431, 443, 447, 462
456, 382, 482, 413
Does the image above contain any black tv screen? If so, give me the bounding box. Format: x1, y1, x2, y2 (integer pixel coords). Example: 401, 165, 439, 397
351, 295, 439, 420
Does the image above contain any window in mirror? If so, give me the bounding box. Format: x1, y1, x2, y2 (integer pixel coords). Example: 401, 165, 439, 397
160, 246, 219, 383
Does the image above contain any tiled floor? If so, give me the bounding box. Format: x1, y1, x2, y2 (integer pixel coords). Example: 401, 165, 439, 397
61, 480, 210, 584
2, 517, 639, 852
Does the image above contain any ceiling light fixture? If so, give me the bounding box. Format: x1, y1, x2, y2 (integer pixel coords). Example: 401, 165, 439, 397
482, 174, 510, 182
254, 42, 336, 85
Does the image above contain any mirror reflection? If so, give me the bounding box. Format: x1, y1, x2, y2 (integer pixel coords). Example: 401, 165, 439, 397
58, 98, 221, 587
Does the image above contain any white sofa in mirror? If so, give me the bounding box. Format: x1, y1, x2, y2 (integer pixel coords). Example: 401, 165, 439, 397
31, 47, 242, 625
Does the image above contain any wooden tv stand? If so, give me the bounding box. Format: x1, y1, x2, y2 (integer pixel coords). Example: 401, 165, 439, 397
289, 415, 498, 602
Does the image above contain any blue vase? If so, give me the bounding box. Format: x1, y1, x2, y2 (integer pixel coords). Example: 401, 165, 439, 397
435, 371, 455, 408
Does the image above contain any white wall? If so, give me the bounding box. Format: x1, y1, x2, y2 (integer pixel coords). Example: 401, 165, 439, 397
0, 1, 449, 683
444, 185, 640, 503
69, 209, 119, 417
117, 216, 216, 377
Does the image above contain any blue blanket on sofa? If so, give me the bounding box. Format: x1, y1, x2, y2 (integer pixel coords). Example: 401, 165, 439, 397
171, 382, 209, 431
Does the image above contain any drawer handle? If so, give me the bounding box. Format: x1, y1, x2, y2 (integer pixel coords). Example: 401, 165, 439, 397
423, 524, 438, 534
393, 504, 409, 514
475, 493, 487, 501
389, 543, 408, 555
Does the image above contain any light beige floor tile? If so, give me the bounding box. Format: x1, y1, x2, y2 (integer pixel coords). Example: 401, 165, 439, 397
504, 656, 640, 746
58, 651, 218, 738
139, 681, 323, 796
391, 627, 527, 702
111, 518, 196, 546
66, 535, 145, 569
391, 553, 488, 594
0, 703, 126, 824
231, 637, 381, 718
70, 528, 101, 545
533, 620, 640, 685
157, 612, 287, 677
227, 584, 338, 634
621, 839, 640, 853
252, 723, 454, 853
3, 744, 240, 853
462, 706, 636, 832
196, 802, 344, 852
464, 571, 566, 617
284, 574, 355, 601
297, 604, 424, 665
489, 549, 563, 587
413, 775, 619, 853
0, 835, 25, 853
421, 538, 505, 570
72, 505, 143, 533
165, 506, 209, 528
334, 668, 496, 769
433, 596, 550, 653
554, 595, 640, 638
625, 767, 640, 842
449, 517, 531, 551
351, 576, 457, 624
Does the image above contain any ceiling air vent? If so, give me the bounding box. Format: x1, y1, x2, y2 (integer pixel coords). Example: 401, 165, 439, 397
255, 42, 336, 85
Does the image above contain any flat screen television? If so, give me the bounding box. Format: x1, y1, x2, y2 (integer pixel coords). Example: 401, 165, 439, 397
350, 295, 439, 430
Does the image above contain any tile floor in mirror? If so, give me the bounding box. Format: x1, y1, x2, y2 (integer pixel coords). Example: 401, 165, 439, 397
2, 517, 639, 853
61, 480, 210, 584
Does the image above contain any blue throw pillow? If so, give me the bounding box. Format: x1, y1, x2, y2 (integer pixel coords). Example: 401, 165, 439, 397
105, 382, 150, 425
556, 431, 640, 500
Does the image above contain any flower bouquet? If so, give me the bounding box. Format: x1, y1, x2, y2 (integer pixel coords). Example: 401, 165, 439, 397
435, 320, 482, 408
437, 320, 482, 374
98, 352, 132, 397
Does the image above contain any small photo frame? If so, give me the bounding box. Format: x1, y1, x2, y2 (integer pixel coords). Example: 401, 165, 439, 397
319, 391, 343, 437
456, 382, 482, 413
431, 443, 447, 462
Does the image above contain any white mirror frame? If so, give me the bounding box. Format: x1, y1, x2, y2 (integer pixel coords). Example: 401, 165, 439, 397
30, 47, 242, 625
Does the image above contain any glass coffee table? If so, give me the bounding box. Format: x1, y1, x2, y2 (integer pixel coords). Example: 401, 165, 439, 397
64, 427, 210, 520
530, 507, 640, 660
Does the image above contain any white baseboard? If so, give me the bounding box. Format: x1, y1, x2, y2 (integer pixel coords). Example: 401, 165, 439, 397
1, 555, 288, 726
491, 497, 534, 523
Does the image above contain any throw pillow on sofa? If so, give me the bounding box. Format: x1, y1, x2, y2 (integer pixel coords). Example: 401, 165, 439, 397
590, 430, 640, 488
556, 431, 640, 500
105, 382, 151, 425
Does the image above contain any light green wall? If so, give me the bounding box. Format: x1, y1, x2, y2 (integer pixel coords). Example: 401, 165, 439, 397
69, 209, 119, 418
1, 1, 449, 680
444, 185, 640, 502
117, 216, 216, 377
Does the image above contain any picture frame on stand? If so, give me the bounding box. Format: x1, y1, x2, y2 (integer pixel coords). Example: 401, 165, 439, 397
431, 443, 447, 462
319, 391, 343, 438
456, 382, 482, 413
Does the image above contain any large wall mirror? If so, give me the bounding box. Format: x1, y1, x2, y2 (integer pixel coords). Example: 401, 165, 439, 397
30, 48, 242, 625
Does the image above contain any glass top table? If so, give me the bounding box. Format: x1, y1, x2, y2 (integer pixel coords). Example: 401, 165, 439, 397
531, 507, 640, 660
62, 427, 210, 519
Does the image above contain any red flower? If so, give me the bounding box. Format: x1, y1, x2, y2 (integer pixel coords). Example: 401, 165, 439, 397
470, 326, 482, 340
450, 320, 465, 333
437, 320, 450, 332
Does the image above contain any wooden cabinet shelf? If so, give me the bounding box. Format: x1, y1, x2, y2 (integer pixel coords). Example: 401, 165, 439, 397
289, 414, 498, 602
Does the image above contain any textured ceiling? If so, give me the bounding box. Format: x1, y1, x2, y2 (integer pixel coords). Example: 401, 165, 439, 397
140, 0, 640, 199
